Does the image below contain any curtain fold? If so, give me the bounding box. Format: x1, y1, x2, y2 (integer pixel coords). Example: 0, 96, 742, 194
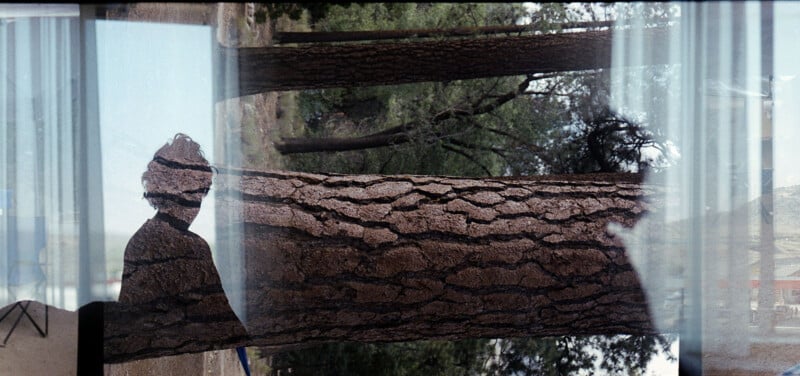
611, 1, 765, 359
1, 14, 107, 311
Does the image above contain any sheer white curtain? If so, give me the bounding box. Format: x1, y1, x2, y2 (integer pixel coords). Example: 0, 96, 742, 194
0, 8, 248, 321
1, 10, 107, 311
611, 1, 769, 363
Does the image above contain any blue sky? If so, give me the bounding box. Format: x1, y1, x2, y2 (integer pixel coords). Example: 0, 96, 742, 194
96, 20, 216, 247
774, 4, 800, 189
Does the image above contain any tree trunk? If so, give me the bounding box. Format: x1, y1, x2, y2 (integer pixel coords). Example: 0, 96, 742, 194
275, 130, 412, 154
104, 170, 658, 363
273, 22, 617, 44
226, 27, 670, 96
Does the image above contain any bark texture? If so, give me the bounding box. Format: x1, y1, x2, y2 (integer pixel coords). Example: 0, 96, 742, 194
273, 22, 616, 44
227, 27, 669, 96
105, 216, 249, 363
274, 130, 412, 154
104, 170, 658, 363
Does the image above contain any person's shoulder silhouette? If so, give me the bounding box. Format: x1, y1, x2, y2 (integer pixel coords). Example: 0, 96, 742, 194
100, 134, 246, 365
118, 134, 223, 305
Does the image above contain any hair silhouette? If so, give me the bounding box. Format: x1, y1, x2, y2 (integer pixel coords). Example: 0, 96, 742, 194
140, 134, 212, 224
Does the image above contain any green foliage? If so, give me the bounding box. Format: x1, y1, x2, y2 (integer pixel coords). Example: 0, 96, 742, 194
258, 3, 352, 24
268, 340, 493, 376
502, 68, 674, 175
285, 3, 678, 177
316, 3, 501, 32
291, 77, 531, 176
488, 337, 595, 375
286, 3, 544, 176
267, 335, 676, 375
247, 347, 272, 374
484, 334, 676, 375
595, 334, 677, 375
290, 69, 672, 176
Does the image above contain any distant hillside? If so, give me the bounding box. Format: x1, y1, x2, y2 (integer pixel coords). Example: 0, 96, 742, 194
616, 184, 800, 286
751, 185, 800, 254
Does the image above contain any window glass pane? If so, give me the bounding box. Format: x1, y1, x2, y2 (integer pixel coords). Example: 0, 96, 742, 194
1, 13, 87, 310
5, 3, 800, 375
612, 2, 800, 374
95, 19, 218, 307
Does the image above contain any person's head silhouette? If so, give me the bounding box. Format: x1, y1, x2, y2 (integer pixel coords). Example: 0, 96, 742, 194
141, 133, 212, 228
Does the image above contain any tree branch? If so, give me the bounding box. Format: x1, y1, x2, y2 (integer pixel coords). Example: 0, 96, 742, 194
448, 138, 508, 159
441, 142, 494, 175
272, 21, 619, 44
275, 75, 539, 155
231, 27, 672, 96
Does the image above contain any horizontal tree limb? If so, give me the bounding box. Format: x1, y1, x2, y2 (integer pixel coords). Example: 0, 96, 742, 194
273, 22, 618, 44
275, 131, 412, 154
104, 169, 660, 363
223, 27, 670, 96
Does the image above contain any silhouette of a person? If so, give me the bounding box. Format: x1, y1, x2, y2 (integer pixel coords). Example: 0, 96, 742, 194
118, 133, 234, 309
79, 136, 248, 373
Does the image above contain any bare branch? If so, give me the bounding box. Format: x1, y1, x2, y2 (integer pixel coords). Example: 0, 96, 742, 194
275, 73, 557, 155
441, 143, 494, 175
448, 138, 508, 160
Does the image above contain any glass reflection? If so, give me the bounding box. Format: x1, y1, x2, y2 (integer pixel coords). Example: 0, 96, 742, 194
7, 3, 800, 375
613, 1, 800, 374
0, 12, 104, 311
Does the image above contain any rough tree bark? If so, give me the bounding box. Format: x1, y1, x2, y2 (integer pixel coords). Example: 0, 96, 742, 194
225, 27, 669, 97
273, 22, 617, 44
274, 128, 413, 154
104, 169, 659, 363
